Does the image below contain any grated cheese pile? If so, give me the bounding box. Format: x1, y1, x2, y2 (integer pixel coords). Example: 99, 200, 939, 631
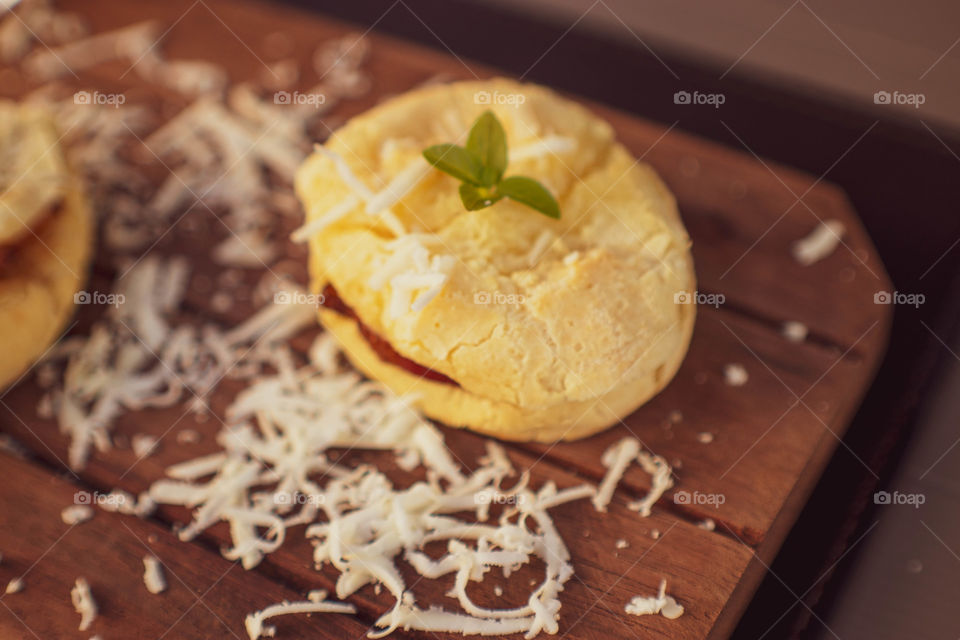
40, 255, 318, 470
14, 18, 372, 263
142, 325, 604, 638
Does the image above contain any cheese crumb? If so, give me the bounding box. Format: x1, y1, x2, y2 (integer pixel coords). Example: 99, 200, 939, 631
697, 432, 714, 444
5, 577, 24, 594
615, 539, 629, 549
723, 363, 748, 387
176, 429, 201, 444
698, 518, 716, 531
792, 219, 845, 266
143, 556, 167, 594
624, 579, 683, 620
782, 321, 808, 343
71, 577, 97, 631
61, 505, 94, 525
132, 434, 159, 458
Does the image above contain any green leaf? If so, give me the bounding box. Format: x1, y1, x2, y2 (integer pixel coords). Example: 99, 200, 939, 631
497, 176, 561, 219
459, 183, 502, 211
466, 111, 507, 186
423, 144, 484, 186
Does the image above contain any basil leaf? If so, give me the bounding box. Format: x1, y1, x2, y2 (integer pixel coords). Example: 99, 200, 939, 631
423, 144, 484, 186
466, 111, 507, 186
459, 183, 502, 211
497, 176, 561, 219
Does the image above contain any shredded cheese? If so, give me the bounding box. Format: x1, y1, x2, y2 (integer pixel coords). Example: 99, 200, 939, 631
627, 451, 675, 518
61, 504, 94, 525
71, 577, 97, 631
42, 256, 319, 470
593, 438, 674, 518
291, 152, 429, 244
782, 321, 808, 343
139, 326, 596, 637
624, 580, 683, 620
132, 434, 159, 458
5, 577, 24, 594
525, 231, 554, 268
723, 363, 748, 387
365, 235, 455, 317
510, 136, 576, 163
245, 594, 357, 640
593, 438, 640, 512
792, 219, 845, 266
142, 556, 167, 594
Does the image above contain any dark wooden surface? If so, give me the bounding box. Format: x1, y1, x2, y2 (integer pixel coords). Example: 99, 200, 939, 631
0, 0, 896, 638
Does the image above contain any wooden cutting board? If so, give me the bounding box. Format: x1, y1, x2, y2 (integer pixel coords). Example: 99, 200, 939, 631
0, 0, 892, 638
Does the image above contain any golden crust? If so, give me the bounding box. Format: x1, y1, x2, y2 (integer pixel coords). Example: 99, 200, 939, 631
0, 102, 70, 246
297, 79, 696, 440
0, 175, 93, 390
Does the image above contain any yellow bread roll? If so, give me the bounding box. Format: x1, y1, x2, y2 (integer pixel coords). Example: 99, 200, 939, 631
295, 78, 695, 442
0, 103, 93, 390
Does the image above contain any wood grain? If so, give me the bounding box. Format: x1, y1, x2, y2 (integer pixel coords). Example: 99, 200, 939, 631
0, 0, 892, 638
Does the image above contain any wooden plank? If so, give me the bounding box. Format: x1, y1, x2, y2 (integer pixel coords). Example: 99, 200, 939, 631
0, 453, 373, 640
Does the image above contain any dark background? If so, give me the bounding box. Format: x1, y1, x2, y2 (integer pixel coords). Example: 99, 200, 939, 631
283, 0, 960, 637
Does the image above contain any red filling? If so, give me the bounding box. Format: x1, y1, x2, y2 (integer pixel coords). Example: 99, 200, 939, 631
320, 284, 457, 386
